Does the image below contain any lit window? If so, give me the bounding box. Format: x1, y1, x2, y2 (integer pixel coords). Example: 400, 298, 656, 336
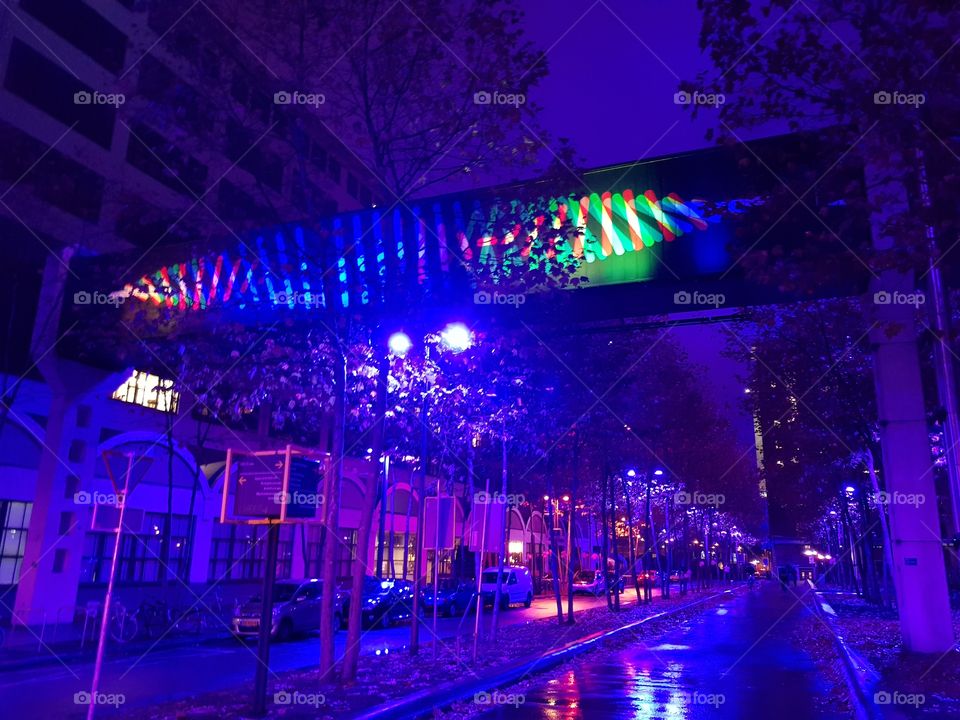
111, 371, 180, 412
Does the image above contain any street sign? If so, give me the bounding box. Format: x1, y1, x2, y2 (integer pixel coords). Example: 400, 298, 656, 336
91, 504, 144, 534
468, 497, 505, 551
221, 445, 327, 524
233, 452, 286, 518
423, 496, 456, 549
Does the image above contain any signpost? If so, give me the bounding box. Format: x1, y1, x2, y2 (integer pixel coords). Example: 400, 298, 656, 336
424, 491, 455, 658
87, 451, 152, 720
220, 445, 327, 716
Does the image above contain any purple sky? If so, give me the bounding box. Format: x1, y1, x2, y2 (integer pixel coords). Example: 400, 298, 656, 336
520, 0, 719, 168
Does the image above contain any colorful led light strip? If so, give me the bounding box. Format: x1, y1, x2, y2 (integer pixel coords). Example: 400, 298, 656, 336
119, 189, 722, 311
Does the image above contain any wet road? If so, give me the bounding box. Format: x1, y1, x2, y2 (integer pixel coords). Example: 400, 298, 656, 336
476, 583, 847, 720
0, 590, 652, 719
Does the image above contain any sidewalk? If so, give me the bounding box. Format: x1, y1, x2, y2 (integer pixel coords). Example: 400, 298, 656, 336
0, 622, 226, 673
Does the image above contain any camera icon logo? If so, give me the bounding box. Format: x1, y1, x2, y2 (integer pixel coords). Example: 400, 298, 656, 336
874, 691, 891, 705
74, 291, 92, 305
673, 91, 691, 105
74, 91, 92, 105
74, 491, 92, 505
474, 291, 491, 304
674, 290, 692, 304
473, 91, 492, 105
674, 491, 692, 505
274, 91, 292, 105
873, 291, 891, 304
274, 691, 292, 705
74, 692, 91, 705
873, 91, 892, 105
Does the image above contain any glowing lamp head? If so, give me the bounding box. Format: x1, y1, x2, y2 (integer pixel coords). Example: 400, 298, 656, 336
626, 469, 636, 478
654, 469, 664, 477
844, 485, 855, 494
562, 495, 570, 502
388, 331, 412, 356
440, 322, 472, 352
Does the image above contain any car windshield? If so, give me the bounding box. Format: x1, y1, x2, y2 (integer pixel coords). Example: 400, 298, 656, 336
575, 571, 596, 582
251, 583, 301, 603
481, 571, 505, 584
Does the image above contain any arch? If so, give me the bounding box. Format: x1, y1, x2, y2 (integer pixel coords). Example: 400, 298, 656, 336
96, 430, 202, 493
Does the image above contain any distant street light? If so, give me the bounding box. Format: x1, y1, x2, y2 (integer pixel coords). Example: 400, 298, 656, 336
440, 322, 473, 352
388, 331, 412, 356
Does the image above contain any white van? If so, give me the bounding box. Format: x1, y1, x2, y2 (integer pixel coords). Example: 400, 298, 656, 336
478, 566, 533, 609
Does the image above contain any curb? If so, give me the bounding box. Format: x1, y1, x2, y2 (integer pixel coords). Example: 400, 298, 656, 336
350, 589, 732, 720
806, 582, 906, 720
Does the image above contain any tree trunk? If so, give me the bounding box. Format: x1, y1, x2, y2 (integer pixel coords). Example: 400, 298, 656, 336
490, 426, 509, 637
864, 449, 896, 608
601, 471, 612, 610
341, 352, 388, 683
410, 395, 429, 654
565, 439, 579, 624
319, 350, 345, 680
623, 475, 641, 603
610, 470, 620, 611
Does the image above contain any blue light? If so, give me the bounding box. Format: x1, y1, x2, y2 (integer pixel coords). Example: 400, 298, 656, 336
388, 332, 412, 356
440, 323, 472, 352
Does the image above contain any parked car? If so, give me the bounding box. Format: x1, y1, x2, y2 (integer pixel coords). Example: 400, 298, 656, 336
571, 570, 624, 595
479, 566, 533, 609
341, 575, 412, 629
232, 579, 344, 641
380, 577, 417, 616
421, 579, 477, 617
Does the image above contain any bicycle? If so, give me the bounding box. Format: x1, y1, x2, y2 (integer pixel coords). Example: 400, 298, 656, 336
108, 602, 138, 644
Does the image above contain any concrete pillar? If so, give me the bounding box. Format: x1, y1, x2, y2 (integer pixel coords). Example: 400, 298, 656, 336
13, 392, 97, 626
866, 144, 954, 653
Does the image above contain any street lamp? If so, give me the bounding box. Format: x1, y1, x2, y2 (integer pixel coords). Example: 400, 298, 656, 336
388, 331, 412, 356
440, 322, 473, 352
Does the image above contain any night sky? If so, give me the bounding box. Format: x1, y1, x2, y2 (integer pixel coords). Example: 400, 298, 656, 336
520, 0, 720, 168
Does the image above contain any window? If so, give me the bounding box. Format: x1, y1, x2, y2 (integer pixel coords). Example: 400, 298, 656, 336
327, 157, 341, 184
80, 512, 193, 585
21, 0, 128, 73
208, 521, 292, 581
112, 371, 180, 412
225, 121, 283, 191
0, 501, 32, 585
126, 123, 208, 197
4, 40, 116, 149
